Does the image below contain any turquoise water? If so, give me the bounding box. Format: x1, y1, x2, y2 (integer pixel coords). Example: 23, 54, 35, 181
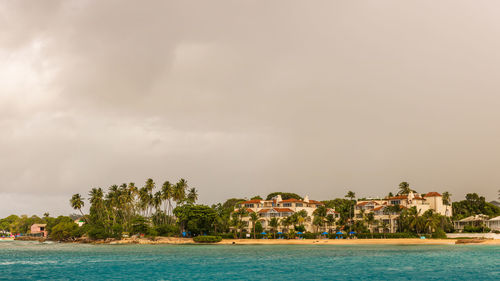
0, 241, 499, 280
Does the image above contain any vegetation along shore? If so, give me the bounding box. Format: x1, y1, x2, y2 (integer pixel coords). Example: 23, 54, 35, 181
1, 179, 499, 245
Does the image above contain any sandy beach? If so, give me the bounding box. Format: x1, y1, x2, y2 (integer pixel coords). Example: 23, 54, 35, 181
109, 237, 500, 245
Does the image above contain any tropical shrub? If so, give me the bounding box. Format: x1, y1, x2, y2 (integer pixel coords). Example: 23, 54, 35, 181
463, 225, 490, 233
154, 224, 180, 236
431, 228, 447, 239
50, 221, 80, 241
193, 235, 222, 243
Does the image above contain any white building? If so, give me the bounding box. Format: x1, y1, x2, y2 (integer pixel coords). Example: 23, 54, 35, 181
235, 195, 339, 233
355, 191, 452, 233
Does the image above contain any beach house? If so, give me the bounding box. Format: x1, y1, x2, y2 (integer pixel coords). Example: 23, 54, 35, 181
453, 214, 490, 232
355, 191, 452, 233
486, 216, 500, 231
30, 224, 48, 237
235, 195, 337, 233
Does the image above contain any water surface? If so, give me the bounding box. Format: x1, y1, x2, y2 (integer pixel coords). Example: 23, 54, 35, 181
0, 241, 498, 280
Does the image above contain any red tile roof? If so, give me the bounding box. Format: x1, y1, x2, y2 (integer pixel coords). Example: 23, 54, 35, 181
374, 206, 384, 211
280, 198, 303, 203
246, 208, 254, 213
326, 208, 339, 214
388, 195, 424, 200
308, 200, 324, 204
424, 192, 442, 197
241, 199, 262, 204
258, 209, 270, 213
274, 208, 294, 213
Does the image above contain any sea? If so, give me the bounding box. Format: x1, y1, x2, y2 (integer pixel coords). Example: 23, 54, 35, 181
0, 241, 498, 280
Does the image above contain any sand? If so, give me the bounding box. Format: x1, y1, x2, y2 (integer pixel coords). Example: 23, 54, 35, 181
109, 237, 500, 245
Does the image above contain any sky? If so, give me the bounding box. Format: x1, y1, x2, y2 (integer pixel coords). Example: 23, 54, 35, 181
1, 0, 500, 217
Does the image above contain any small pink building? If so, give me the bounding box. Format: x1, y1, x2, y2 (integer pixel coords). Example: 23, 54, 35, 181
30, 224, 48, 237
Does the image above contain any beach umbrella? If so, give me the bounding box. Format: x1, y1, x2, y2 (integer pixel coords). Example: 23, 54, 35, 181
336, 231, 343, 235
277, 232, 283, 234
322, 232, 329, 235
349, 231, 356, 235
261, 232, 267, 235
297, 232, 303, 235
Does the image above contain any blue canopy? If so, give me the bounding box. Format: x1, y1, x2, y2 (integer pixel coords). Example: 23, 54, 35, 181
349, 231, 356, 234
336, 231, 343, 235
261, 232, 267, 235
322, 232, 329, 235
277, 232, 283, 234
297, 232, 303, 235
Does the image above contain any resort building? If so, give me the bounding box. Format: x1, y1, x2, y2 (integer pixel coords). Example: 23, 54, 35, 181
30, 224, 48, 237
355, 191, 452, 233
235, 195, 339, 233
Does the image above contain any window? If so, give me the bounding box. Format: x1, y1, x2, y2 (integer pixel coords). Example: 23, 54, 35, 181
283, 203, 292, 207
296, 203, 303, 207
390, 200, 400, 205
245, 203, 255, 208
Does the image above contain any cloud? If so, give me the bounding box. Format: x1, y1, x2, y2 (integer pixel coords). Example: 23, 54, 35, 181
1, 0, 500, 216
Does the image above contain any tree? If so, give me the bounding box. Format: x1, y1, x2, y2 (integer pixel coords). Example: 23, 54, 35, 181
249, 212, 259, 239
265, 192, 303, 200
173, 204, 216, 236
325, 214, 336, 232
345, 191, 356, 233
70, 194, 86, 223
313, 215, 324, 235
365, 212, 376, 238
269, 218, 280, 238
442, 191, 451, 205
384, 205, 402, 233
187, 188, 198, 204
397, 182, 415, 195
250, 195, 263, 200
50, 221, 79, 241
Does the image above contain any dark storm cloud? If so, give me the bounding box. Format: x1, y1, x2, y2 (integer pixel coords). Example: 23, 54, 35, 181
1, 0, 500, 216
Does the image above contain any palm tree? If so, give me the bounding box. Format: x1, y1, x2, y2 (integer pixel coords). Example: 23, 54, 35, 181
187, 188, 198, 204
365, 212, 376, 238
326, 214, 336, 233
407, 206, 422, 235
345, 191, 356, 233
269, 218, 280, 238
161, 181, 173, 223
70, 193, 86, 222
43, 212, 50, 219
173, 179, 188, 206
442, 191, 451, 205
398, 182, 416, 195
313, 216, 324, 236
380, 221, 389, 238
384, 205, 401, 233
249, 212, 259, 239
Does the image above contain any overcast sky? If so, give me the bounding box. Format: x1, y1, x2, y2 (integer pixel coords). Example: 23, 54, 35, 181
1, 0, 499, 217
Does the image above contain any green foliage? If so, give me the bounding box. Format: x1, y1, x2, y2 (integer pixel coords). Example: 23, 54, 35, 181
431, 228, 447, 239
193, 235, 222, 243
294, 225, 306, 232
463, 225, 490, 233
50, 221, 80, 241
354, 233, 424, 239
174, 204, 216, 235
452, 193, 500, 220
250, 195, 263, 200
255, 221, 263, 233
154, 224, 180, 236
130, 216, 150, 235
265, 192, 303, 200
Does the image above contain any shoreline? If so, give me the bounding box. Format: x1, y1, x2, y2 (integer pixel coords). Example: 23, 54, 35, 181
106, 237, 500, 245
